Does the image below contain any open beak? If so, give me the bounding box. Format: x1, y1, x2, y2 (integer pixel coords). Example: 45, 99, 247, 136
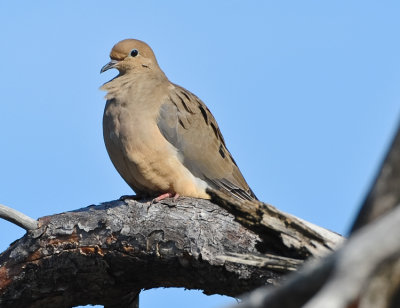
100, 60, 119, 73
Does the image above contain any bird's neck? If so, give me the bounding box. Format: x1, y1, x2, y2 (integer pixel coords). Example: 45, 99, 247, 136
101, 70, 168, 101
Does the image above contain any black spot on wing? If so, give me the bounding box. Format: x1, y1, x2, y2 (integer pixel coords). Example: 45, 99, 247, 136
229, 153, 238, 167
169, 95, 178, 107
198, 105, 208, 124
176, 93, 195, 114
219, 144, 226, 158
180, 90, 191, 101
210, 122, 219, 140
178, 119, 186, 129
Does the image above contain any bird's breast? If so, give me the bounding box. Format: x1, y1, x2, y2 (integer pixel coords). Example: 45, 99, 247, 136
101, 80, 210, 199
103, 97, 164, 156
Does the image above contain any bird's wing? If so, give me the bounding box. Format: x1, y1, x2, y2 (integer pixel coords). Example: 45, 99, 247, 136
157, 84, 257, 200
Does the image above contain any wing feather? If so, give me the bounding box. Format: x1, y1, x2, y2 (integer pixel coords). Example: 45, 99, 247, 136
157, 84, 257, 201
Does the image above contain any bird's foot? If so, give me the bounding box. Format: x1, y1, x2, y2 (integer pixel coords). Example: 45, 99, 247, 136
152, 193, 180, 203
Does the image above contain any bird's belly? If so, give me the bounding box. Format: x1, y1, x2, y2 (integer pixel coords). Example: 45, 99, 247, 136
103, 105, 209, 198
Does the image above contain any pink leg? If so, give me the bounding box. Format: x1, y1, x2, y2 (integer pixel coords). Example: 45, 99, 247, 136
153, 192, 173, 202
153, 192, 180, 203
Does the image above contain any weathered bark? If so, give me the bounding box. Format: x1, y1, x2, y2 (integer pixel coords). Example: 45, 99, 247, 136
208, 189, 342, 258
231, 205, 400, 308
232, 120, 400, 308
3, 119, 397, 308
0, 197, 342, 307
0, 204, 38, 231
350, 121, 400, 233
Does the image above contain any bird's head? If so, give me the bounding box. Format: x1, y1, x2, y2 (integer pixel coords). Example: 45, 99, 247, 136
100, 39, 159, 75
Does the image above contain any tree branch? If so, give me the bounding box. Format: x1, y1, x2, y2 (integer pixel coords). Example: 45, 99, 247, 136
0, 204, 38, 231
229, 119, 400, 308
350, 120, 400, 233
208, 189, 342, 258
0, 197, 341, 307
232, 205, 400, 308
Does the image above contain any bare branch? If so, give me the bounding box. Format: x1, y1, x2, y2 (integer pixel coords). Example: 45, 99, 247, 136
227, 120, 400, 308
208, 189, 343, 259
230, 205, 400, 308
304, 204, 400, 308
350, 120, 400, 233
0, 197, 340, 307
0, 204, 38, 231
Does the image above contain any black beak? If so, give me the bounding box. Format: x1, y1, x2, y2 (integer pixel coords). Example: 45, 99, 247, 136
100, 60, 119, 73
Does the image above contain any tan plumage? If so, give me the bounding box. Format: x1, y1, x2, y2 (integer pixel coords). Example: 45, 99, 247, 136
101, 39, 257, 201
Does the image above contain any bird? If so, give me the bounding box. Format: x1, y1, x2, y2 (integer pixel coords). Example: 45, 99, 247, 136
100, 39, 257, 202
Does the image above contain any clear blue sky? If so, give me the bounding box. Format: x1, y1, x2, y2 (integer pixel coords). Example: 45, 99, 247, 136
1, 1, 399, 307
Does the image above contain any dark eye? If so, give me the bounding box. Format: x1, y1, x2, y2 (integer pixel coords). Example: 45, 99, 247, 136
130, 49, 139, 57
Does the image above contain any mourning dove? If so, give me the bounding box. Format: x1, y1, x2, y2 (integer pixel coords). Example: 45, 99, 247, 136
100, 39, 257, 201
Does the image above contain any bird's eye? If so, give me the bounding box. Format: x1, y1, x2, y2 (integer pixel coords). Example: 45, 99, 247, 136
130, 49, 139, 57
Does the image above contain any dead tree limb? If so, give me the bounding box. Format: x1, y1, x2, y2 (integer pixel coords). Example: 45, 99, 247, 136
350, 121, 400, 233
231, 205, 400, 308
0, 204, 38, 231
230, 119, 400, 308
0, 196, 342, 308
208, 189, 342, 258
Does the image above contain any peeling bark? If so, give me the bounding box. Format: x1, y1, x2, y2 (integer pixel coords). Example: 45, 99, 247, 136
208, 189, 342, 258
0, 197, 341, 307
232, 121, 400, 308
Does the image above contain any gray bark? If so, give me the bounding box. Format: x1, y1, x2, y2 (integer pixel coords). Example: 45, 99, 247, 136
0, 197, 342, 307
0, 204, 38, 231
231, 120, 400, 308
350, 121, 400, 233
